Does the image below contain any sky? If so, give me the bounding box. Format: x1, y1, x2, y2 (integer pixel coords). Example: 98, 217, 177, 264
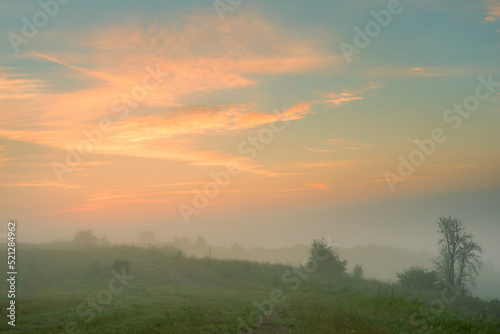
0, 0, 499, 267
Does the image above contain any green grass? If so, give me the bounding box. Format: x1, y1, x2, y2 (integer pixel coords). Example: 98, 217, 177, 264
1, 244, 498, 333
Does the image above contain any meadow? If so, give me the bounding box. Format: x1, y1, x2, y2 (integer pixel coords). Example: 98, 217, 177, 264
1, 244, 499, 333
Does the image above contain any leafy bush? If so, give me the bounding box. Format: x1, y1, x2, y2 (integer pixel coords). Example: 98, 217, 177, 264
73, 229, 98, 248
305, 238, 347, 276
397, 266, 438, 291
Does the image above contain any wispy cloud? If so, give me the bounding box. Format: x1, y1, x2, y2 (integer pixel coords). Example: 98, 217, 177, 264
296, 159, 374, 168
113, 102, 311, 140
365, 66, 469, 78
52, 184, 237, 213
80, 160, 113, 167
409, 67, 445, 77
391, 136, 419, 143
483, 0, 500, 21
328, 139, 371, 150
0, 181, 83, 189
0, 145, 15, 165
323, 83, 381, 106
0, 67, 48, 101
307, 148, 333, 154
35, 12, 337, 107
0, 12, 330, 178
324, 93, 363, 106
305, 183, 330, 190
0, 102, 313, 176
33, 53, 140, 89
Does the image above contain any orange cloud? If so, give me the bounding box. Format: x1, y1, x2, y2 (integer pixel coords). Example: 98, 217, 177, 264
0, 102, 313, 176
323, 83, 381, 106
0, 12, 332, 179
325, 93, 363, 106
307, 148, 333, 154
0, 145, 15, 165
0, 181, 83, 189
483, 0, 500, 21
120, 102, 311, 137
0, 67, 48, 101
34, 12, 337, 108
305, 183, 330, 190
33, 53, 139, 89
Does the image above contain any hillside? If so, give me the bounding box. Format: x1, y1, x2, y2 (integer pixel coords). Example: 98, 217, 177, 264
1, 244, 499, 333
166, 240, 500, 300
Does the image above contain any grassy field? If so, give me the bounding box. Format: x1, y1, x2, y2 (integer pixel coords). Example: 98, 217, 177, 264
1, 244, 499, 333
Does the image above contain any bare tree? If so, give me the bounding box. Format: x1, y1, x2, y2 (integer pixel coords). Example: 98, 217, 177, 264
433, 217, 484, 293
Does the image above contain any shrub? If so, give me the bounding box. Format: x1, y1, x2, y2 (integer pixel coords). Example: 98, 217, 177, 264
305, 238, 347, 276
397, 266, 438, 291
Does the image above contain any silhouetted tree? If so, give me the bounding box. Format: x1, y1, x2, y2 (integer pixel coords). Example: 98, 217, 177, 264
73, 230, 98, 248
306, 238, 347, 276
397, 266, 438, 291
352, 264, 364, 280
433, 217, 484, 293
